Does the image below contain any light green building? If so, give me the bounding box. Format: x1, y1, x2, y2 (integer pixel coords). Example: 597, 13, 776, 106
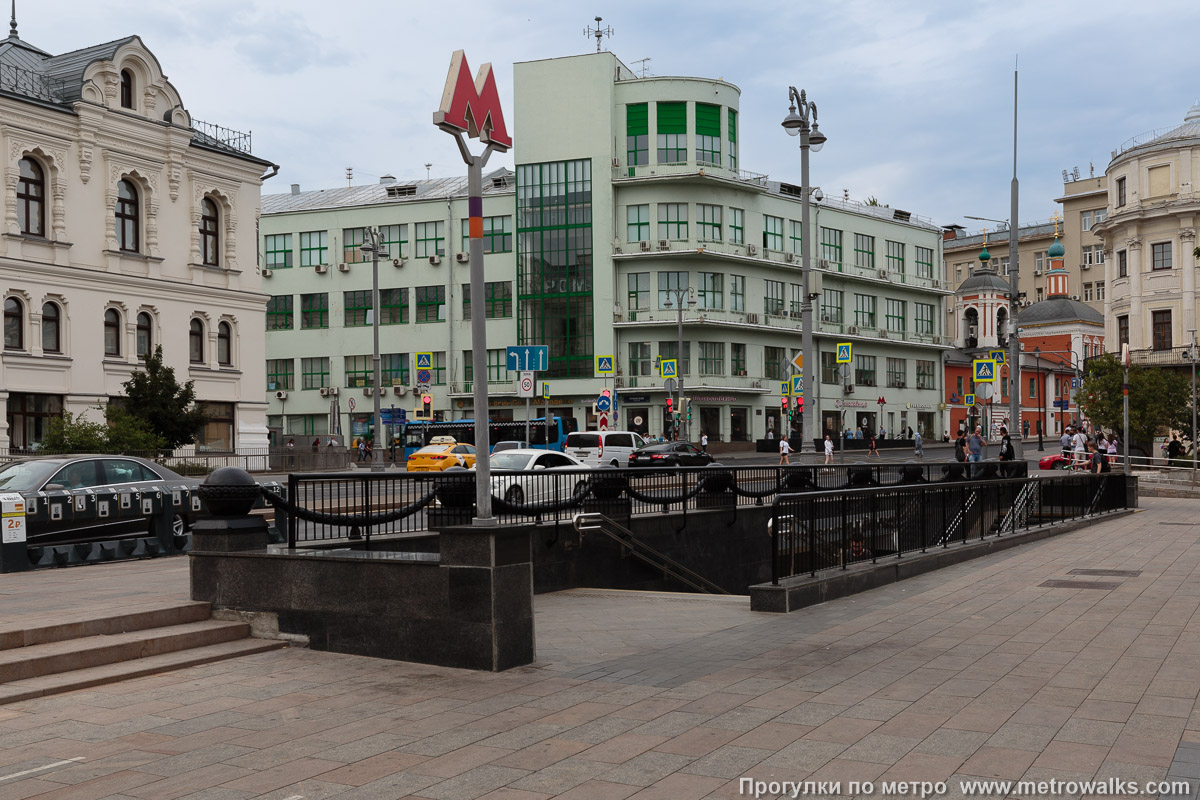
260, 51, 950, 443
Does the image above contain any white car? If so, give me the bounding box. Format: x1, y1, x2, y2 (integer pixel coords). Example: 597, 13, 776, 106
563, 430, 647, 468
487, 449, 591, 506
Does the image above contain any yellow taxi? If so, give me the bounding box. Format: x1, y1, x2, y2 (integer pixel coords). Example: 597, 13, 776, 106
406, 441, 477, 472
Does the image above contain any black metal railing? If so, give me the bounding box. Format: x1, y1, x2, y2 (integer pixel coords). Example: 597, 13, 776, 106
769, 472, 1130, 584
0, 63, 68, 103
191, 119, 253, 154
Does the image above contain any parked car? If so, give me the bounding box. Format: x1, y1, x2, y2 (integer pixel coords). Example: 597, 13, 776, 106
564, 430, 647, 468
491, 440, 528, 453
627, 441, 715, 470
1038, 454, 1071, 470
486, 449, 590, 505
0, 455, 200, 546
407, 442, 477, 472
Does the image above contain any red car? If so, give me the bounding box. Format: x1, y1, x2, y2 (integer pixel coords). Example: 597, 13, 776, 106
1038, 453, 1074, 470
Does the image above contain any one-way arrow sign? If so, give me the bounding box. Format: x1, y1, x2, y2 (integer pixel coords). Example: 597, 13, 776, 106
506, 345, 549, 372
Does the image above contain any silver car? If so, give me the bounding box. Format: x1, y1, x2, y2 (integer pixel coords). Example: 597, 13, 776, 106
486, 449, 590, 506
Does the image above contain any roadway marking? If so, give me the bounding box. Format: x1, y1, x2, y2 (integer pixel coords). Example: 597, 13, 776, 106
0, 757, 85, 783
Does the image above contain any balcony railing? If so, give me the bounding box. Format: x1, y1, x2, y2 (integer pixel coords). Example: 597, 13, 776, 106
614, 161, 768, 187
192, 119, 253, 154
0, 63, 68, 103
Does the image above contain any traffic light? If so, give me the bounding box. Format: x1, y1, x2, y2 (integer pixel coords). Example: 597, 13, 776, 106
665, 397, 673, 411
415, 394, 432, 420
601, 388, 611, 399
781, 396, 789, 411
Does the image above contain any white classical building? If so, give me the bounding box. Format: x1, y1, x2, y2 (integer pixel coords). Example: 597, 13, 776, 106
0, 19, 277, 450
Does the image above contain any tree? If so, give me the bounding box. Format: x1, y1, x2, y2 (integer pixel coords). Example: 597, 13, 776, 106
1077, 353, 1192, 451
121, 346, 209, 449
40, 406, 164, 453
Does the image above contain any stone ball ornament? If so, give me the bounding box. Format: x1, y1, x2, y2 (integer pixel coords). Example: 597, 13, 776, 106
198, 467, 261, 517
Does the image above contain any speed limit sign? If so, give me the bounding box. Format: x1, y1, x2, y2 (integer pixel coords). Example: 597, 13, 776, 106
518, 371, 535, 398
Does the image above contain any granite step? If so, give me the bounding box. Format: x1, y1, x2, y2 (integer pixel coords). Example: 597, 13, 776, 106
0, 600, 212, 651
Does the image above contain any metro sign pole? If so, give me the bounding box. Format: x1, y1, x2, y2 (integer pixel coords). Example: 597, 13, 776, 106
435, 50, 512, 525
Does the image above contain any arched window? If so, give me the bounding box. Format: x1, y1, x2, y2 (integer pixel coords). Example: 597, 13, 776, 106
217, 321, 232, 365
120, 69, 134, 109
136, 312, 152, 359
189, 319, 205, 363
41, 302, 60, 353
201, 198, 219, 266
4, 298, 23, 350
104, 309, 121, 356
115, 179, 139, 252
17, 158, 44, 237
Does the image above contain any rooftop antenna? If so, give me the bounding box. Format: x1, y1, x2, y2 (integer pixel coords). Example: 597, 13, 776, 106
631, 57, 651, 78
424, 163, 432, 180
1072, 166, 1080, 181
1062, 169, 1070, 182
9, 0, 16, 37
345, 167, 353, 187
584, 16, 613, 53
1089, 162, 1095, 177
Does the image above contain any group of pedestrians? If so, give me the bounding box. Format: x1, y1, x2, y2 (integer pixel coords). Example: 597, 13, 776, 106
1060, 426, 1118, 468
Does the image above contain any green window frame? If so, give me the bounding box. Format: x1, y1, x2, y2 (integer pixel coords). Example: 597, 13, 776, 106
381, 288, 408, 325
300, 356, 329, 390
659, 341, 690, 377
697, 204, 721, 241
414, 222, 445, 259
381, 224, 407, 260
462, 281, 513, 320
853, 293, 876, 328
628, 272, 650, 313
299, 231, 327, 267
382, 353, 409, 387
627, 205, 649, 242
765, 346, 786, 380
820, 227, 843, 266
629, 342, 651, 376
300, 293, 328, 329
416, 285, 446, 323
658, 271, 688, 308
264, 234, 292, 269
266, 295, 293, 331
430, 351, 446, 385
729, 207, 744, 244
822, 289, 843, 325
886, 357, 906, 388
464, 348, 507, 384
853, 233, 875, 269
343, 227, 367, 264
763, 215, 783, 251
915, 302, 935, 335
915, 246, 934, 279
698, 341, 724, 376
790, 283, 802, 316
266, 358, 293, 391
789, 220, 803, 254
461, 215, 512, 254
658, 203, 688, 240
730, 274, 745, 312
731, 343, 746, 375
626, 103, 648, 170
764, 279, 785, 316
696, 103, 721, 166
728, 109, 738, 171
821, 351, 839, 384
656, 101, 687, 164
886, 240, 905, 273
697, 272, 723, 310
885, 298, 906, 332
344, 355, 375, 387
855, 355, 877, 387
343, 290, 372, 327
916, 360, 936, 390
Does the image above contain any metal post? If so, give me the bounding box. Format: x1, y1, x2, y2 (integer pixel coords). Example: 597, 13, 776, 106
1191, 331, 1198, 478
525, 397, 530, 447
370, 230, 383, 472
1123, 362, 1130, 475
677, 293, 685, 442
799, 127, 814, 456
1008, 66, 1023, 461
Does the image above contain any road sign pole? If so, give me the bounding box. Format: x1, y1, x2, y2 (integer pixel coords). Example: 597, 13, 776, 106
525, 397, 530, 447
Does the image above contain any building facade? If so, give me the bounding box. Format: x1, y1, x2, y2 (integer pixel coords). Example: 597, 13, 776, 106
0, 23, 275, 450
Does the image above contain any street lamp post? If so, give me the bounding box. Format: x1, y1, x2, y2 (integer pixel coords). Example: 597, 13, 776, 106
663, 289, 695, 441
1033, 347, 1045, 452
782, 87, 827, 455
360, 229, 389, 472
1190, 330, 1197, 478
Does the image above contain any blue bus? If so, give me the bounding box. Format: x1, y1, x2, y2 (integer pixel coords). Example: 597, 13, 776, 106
399, 417, 568, 460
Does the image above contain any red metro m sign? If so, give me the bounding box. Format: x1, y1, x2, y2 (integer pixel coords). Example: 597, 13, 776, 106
433, 50, 512, 149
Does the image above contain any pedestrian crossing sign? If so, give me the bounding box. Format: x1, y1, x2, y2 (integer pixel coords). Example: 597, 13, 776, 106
836, 343, 852, 364
415, 352, 433, 370
965, 393, 976, 407
595, 355, 615, 375
791, 375, 804, 396
973, 359, 997, 382
780, 381, 790, 396
988, 349, 1006, 365
660, 359, 677, 378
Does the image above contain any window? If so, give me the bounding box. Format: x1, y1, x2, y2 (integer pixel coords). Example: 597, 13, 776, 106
461, 216, 513, 253
300, 293, 328, 329
626, 103, 648, 168
697, 272, 723, 310
462, 281, 512, 319
1116, 176, 1127, 207
381, 288, 408, 324
821, 351, 839, 384
1118, 249, 1128, 278
266, 358, 294, 391
1152, 310, 1172, 350
135, 312, 152, 358
698, 341, 724, 376
267, 295, 293, 330
731, 343, 746, 376
1036, 287, 1044, 302
658, 203, 688, 240
790, 284, 802, 316
1082, 245, 1105, 265
788, 220, 803, 254
343, 227, 367, 263
188, 319, 204, 363
854, 294, 876, 328
696, 103, 721, 165
301, 357, 329, 390
1000, 256, 1010, 276
416, 285, 446, 322
216, 322, 232, 366
1083, 283, 1093, 302
916, 360, 935, 390
1117, 315, 1129, 347
660, 341, 690, 376
1035, 251, 1045, 272
886, 240, 905, 274
820, 227, 843, 265
915, 302, 935, 335
629, 342, 651, 376
853, 234, 875, 269
103, 308, 120, 356
855, 355, 877, 387
628, 272, 650, 311
115, 179, 139, 252
1081, 210, 1093, 231
1095, 209, 1107, 223
730, 275, 745, 312
299, 231, 327, 267
764, 280, 785, 316
120, 69, 133, 109
822, 289, 843, 324
658, 271, 688, 308
196, 402, 234, 452
343, 291, 372, 327
728, 108, 738, 171
344, 355, 375, 387
1152, 242, 1173, 271
915, 246, 934, 279
765, 346, 786, 380
265, 234, 292, 269
763, 216, 783, 251
415, 222, 445, 258
885, 299, 906, 332
4, 298, 22, 350
200, 198, 219, 266
16, 157, 44, 236
627, 205, 650, 242
42, 302, 61, 353
697, 204, 722, 241
729, 208, 744, 244
1029, 377, 1038, 399
463, 349, 507, 384
1095, 282, 1105, 301
956, 376, 964, 396
381, 224, 407, 260
382, 353, 409, 387
656, 101, 687, 163
886, 357, 906, 388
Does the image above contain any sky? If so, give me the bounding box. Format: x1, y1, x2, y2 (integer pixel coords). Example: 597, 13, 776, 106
20, 0, 1200, 232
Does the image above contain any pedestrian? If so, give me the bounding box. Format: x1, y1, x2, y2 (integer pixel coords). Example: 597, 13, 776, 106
1107, 434, 1118, 465
286, 437, 296, 468
867, 434, 880, 458
954, 431, 967, 463
879, 426, 887, 440
766, 428, 774, 440
968, 426, 985, 477
855, 426, 864, 440
778, 436, 791, 466
357, 438, 367, 462
311, 437, 319, 453
998, 426, 1014, 477
700, 432, 708, 452
1023, 419, 1030, 438
907, 426, 914, 439
1088, 440, 1110, 474
824, 434, 834, 464
1072, 427, 1089, 468
914, 429, 924, 459
1167, 434, 1183, 465
1060, 428, 1072, 459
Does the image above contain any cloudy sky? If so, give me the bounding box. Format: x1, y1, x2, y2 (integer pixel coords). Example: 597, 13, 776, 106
21, 0, 1200, 230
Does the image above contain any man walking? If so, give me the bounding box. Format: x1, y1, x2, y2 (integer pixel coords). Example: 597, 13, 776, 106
914, 429, 924, 459
968, 426, 985, 477
700, 431, 708, 453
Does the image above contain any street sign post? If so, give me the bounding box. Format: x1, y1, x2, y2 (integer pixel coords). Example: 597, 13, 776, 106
506, 345, 549, 372
518, 372, 535, 398
836, 343, 852, 364
595, 355, 615, 376
660, 359, 677, 378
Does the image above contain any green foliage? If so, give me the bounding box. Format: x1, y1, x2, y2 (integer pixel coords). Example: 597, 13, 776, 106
1078, 353, 1193, 449
39, 406, 164, 453
121, 346, 209, 449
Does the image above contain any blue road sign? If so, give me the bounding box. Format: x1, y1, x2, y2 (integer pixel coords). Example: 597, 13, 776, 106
415, 353, 433, 370
965, 393, 976, 407
416, 369, 432, 384
595, 394, 612, 413
660, 359, 677, 378
989, 349, 1006, 365
506, 345, 549, 372
1054, 399, 1071, 410
791, 375, 804, 396
595, 355, 615, 375
973, 359, 997, 382
836, 343, 852, 363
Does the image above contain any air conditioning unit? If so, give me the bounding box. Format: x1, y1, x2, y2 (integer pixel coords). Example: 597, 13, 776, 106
844, 384, 854, 394
640, 240, 652, 252
262, 269, 273, 278
1071, 294, 1080, 300
848, 326, 860, 335
338, 263, 350, 272
658, 239, 670, 250
456, 252, 469, 264
746, 313, 760, 324
1034, 268, 1042, 276
274, 390, 287, 400
378, 387, 387, 396
752, 379, 763, 388
614, 313, 624, 322
879, 329, 889, 339
363, 387, 374, 396
932, 279, 941, 288
319, 387, 330, 397
315, 264, 329, 274
392, 385, 407, 396
747, 244, 758, 256
818, 259, 831, 268
932, 335, 943, 345
429, 255, 442, 265
611, 158, 620, 168
878, 269, 889, 279
784, 252, 796, 263
1081, 263, 1091, 270
329, 386, 339, 395
393, 258, 405, 267
736, 370, 747, 376
613, 244, 622, 254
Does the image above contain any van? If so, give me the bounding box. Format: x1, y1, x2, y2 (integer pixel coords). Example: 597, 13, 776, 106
564, 430, 647, 468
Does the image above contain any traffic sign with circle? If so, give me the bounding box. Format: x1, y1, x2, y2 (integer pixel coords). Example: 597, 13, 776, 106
347, 397, 356, 411
519, 373, 534, 397
595, 394, 611, 412
416, 369, 432, 384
